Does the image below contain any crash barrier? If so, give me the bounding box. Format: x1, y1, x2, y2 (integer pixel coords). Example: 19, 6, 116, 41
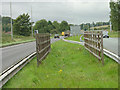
36, 34, 51, 66
84, 31, 104, 65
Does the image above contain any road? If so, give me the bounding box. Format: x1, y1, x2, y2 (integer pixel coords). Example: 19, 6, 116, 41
103, 38, 119, 55
1, 37, 118, 73
1, 38, 61, 72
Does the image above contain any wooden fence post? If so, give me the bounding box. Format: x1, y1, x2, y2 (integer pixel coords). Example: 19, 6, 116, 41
84, 31, 104, 65
101, 31, 104, 65
36, 33, 51, 66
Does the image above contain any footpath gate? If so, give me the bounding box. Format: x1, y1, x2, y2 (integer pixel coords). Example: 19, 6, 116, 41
84, 31, 104, 65
36, 34, 51, 66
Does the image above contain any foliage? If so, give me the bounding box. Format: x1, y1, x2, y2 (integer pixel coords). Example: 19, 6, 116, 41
33, 19, 48, 33
52, 21, 60, 33
80, 22, 109, 30
59, 21, 69, 32
2, 17, 11, 32
34, 19, 70, 34
1, 32, 35, 47
108, 30, 119, 38
110, 1, 120, 31
84, 24, 89, 30
13, 13, 32, 36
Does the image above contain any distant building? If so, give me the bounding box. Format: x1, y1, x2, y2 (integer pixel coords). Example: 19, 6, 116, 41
70, 25, 81, 35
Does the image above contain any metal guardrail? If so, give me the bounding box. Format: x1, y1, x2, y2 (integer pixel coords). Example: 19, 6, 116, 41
0, 52, 36, 88
103, 49, 120, 64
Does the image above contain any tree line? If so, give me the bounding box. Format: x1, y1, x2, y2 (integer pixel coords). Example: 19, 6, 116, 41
2, 17, 11, 32
2, 13, 70, 36
2, 13, 111, 36
33, 19, 70, 34
80, 22, 110, 30
110, 0, 120, 31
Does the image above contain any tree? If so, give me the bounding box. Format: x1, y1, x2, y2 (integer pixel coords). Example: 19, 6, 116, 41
59, 21, 69, 32
118, 1, 120, 31
50, 29, 58, 34
86, 23, 91, 30
52, 21, 60, 33
2, 17, 11, 32
80, 23, 84, 30
48, 21, 54, 33
83, 24, 89, 30
34, 19, 48, 33
34, 19, 71, 34
48, 20, 52, 25
13, 13, 31, 36
110, 1, 119, 31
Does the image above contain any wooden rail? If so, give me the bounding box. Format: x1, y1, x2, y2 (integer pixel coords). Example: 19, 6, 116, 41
84, 31, 104, 65
36, 34, 51, 66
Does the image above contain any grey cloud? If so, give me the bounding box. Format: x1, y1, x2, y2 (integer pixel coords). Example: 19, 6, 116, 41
2, 1, 110, 24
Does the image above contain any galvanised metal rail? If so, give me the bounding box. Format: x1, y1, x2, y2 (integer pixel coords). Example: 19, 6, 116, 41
103, 49, 120, 64
0, 52, 36, 88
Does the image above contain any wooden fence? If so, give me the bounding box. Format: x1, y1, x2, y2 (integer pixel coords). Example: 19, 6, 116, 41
36, 34, 51, 66
84, 31, 104, 65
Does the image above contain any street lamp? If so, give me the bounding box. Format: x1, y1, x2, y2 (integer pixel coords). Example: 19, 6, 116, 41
109, 13, 112, 32
10, 1, 13, 40
31, 5, 33, 37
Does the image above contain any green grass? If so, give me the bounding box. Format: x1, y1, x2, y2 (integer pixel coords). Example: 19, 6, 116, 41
3, 40, 118, 88
1, 33, 35, 47
65, 35, 84, 42
108, 30, 119, 38
50, 34, 55, 39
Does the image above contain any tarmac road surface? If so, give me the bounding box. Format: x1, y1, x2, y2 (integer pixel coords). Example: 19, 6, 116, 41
1, 38, 61, 72
103, 38, 119, 55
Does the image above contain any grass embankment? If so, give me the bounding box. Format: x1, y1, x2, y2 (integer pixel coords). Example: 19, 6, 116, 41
108, 30, 119, 38
1, 33, 36, 47
65, 35, 84, 42
3, 40, 118, 88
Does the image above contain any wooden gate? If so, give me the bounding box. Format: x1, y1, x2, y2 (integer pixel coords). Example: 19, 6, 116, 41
36, 33, 51, 66
84, 31, 104, 65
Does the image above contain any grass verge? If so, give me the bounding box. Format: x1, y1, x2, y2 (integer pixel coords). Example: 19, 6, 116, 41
3, 40, 118, 88
1, 33, 35, 47
108, 30, 119, 38
65, 35, 84, 42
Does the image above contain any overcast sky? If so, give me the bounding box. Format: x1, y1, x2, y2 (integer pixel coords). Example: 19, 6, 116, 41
1, 0, 111, 24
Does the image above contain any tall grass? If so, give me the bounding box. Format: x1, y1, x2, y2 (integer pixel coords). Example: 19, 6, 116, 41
108, 30, 119, 38
1, 32, 35, 47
